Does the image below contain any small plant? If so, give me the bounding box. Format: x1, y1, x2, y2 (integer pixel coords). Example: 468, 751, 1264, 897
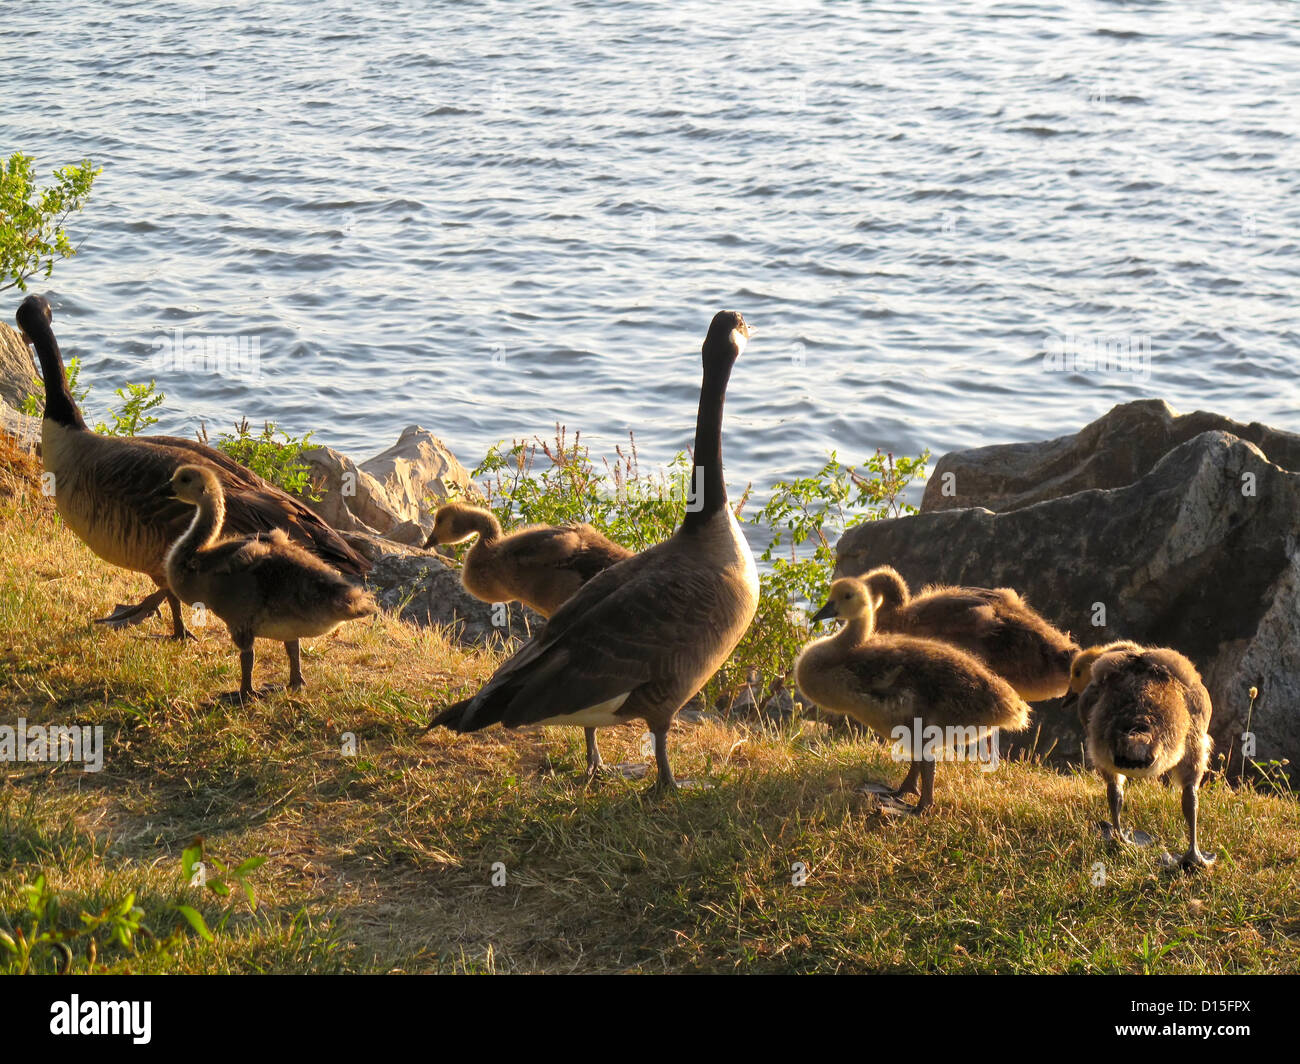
0, 152, 101, 292
21, 360, 164, 438
0, 874, 163, 974
94, 380, 164, 436
473, 425, 693, 553
177, 838, 266, 942
208, 417, 319, 499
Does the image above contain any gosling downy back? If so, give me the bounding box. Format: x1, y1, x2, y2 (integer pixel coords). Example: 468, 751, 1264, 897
862, 565, 1078, 701
425, 500, 632, 617
1073, 643, 1211, 781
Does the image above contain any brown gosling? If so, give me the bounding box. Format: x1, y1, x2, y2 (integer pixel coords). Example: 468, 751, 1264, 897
423, 500, 633, 777
429, 311, 759, 794
795, 577, 1031, 814
1066, 642, 1214, 870
15, 294, 367, 639
862, 565, 1079, 701
165, 465, 377, 702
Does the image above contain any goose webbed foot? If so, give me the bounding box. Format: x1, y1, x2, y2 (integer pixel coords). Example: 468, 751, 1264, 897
95, 590, 168, 629
1179, 848, 1216, 872
1098, 822, 1154, 847
216, 687, 262, 706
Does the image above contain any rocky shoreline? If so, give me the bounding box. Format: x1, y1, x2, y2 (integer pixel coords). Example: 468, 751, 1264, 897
3, 325, 1295, 778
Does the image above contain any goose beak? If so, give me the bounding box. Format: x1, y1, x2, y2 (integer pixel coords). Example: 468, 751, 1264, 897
811, 600, 837, 623
1059, 690, 1080, 716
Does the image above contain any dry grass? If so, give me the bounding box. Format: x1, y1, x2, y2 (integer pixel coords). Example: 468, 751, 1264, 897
1, 450, 1298, 973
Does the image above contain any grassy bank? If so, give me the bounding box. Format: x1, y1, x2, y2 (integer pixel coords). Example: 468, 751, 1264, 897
1, 442, 1298, 974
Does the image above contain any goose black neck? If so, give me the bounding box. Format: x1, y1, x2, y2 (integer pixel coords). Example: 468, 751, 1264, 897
19, 305, 87, 431
681, 354, 733, 534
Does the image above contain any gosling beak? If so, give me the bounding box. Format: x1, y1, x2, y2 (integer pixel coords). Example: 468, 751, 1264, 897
1059, 690, 1080, 717
811, 600, 837, 623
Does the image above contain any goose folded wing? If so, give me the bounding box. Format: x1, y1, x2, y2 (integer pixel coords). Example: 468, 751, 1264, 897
146, 436, 367, 575
455, 553, 704, 730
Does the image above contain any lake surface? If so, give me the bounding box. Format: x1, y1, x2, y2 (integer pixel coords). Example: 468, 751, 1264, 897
4, 0, 1299, 507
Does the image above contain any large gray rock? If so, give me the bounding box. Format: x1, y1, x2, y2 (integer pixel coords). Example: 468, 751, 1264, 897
921, 398, 1300, 514
0, 322, 38, 412
302, 444, 405, 535
0, 403, 39, 448
359, 424, 478, 523
348, 532, 539, 646
838, 427, 1300, 780
303, 426, 478, 540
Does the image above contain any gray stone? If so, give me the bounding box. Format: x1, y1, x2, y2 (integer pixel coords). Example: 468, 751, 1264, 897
350, 531, 540, 646
0, 322, 38, 412
358, 424, 479, 524
839, 426, 1300, 780
921, 398, 1300, 514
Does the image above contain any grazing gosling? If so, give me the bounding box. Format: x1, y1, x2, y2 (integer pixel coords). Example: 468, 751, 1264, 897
795, 577, 1031, 813
862, 565, 1079, 701
165, 465, 377, 701
423, 501, 633, 777
1067, 642, 1214, 870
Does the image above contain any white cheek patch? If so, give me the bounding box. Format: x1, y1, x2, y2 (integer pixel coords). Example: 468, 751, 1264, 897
730, 328, 748, 356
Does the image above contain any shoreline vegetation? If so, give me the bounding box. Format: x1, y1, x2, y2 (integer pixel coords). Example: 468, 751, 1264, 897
2, 427, 1299, 974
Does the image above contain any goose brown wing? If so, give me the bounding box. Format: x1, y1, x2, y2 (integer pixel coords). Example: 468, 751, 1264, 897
450, 547, 709, 730
143, 435, 368, 575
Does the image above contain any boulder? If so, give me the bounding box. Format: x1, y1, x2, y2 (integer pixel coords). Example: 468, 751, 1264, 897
350, 532, 539, 646
359, 425, 478, 523
301, 444, 406, 535
0, 322, 38, 412
921, 398, 1300, 514
1, 404, 40, 448
838, 424, 1300, 781
302, 427, 476, 540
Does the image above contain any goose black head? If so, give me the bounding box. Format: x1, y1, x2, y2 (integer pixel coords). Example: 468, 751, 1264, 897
15, 294, 53, 342
701, 310, 751, 366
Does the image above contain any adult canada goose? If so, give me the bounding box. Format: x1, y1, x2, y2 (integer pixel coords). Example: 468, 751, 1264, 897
795, 577, 1031, 813
423, 501, 633, 778
862, 566, 1078, 701
15, 295, 366, 638
1064, 642, 1214, 870
429, 311, 760, 791
166, 465, 377, 700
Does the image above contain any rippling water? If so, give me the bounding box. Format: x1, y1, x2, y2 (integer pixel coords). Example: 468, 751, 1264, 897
3, 0, 1299, 506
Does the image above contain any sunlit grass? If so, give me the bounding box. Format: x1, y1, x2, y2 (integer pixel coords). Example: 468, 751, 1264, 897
1, 447, 1298, 973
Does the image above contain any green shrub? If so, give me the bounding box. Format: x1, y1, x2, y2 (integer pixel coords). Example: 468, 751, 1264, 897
0, 152, 100, 293
209, 417, 319, 500
21, 367, 164, 438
